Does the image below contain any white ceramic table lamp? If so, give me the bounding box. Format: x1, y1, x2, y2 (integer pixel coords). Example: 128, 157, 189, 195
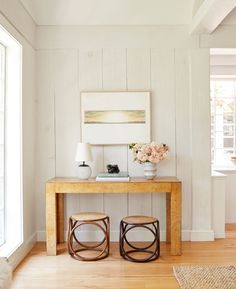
75, 143, 93, 179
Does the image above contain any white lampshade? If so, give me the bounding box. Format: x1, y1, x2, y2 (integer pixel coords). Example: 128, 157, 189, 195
75, 143, 93, 162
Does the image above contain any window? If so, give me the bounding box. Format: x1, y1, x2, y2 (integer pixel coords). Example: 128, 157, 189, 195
211, 78, 236, 166
0, 43, 5, 246
0, 25, 22, 256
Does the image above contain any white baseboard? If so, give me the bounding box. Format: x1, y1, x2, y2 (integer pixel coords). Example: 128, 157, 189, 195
182, 230, 191, 241
111, 230, 192, 241
214, 232, 226, 239
37, 229, 195, 242
8, 233, 37, 270
190, 230, 215, 241
37, 230, 168, 242
110, 230, 167, 241
37, 231, 46, 241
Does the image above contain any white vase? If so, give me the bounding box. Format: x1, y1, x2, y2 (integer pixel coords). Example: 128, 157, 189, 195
143, 162, 157, 180
77, 164, 92, 180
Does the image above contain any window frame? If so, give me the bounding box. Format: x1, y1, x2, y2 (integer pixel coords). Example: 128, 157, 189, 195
0, 24, 22, 257
211, 76, 236, 167
0, 42, 6, 247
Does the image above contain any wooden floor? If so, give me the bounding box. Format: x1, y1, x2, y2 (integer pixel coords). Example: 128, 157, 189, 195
11, 239, 236, 289
226, 223, 236, 239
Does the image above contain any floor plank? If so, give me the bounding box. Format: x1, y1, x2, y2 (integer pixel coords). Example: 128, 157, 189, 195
226, 223, 236, 239
11, 240, 236, 289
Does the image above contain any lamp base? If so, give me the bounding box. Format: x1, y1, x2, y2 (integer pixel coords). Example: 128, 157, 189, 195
78, 164, 92, 180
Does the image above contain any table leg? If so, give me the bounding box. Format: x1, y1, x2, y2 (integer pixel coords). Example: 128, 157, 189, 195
166, 193, 171, 243
57, 193, 64, 243
170, 183, 182, 255
46, 183, 57, 255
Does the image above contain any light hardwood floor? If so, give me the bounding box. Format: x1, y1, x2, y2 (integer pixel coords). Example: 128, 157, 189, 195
12, 240, 236, 289
226, 223, 236, 239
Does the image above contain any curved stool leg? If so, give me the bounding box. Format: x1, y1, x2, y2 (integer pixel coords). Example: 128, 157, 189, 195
68, 216, 110, 261
119, 218, 160, 262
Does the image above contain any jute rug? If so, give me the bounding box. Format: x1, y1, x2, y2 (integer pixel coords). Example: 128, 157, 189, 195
173, 265, 236, 289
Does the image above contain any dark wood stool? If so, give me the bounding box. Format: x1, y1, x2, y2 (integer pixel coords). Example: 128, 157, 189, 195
119, 215, 160, 262
68, 212, 110, 261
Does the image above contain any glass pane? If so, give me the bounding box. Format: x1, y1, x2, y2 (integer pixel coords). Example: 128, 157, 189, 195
0, 209, 4, 245
224, 149, 234, 158
0, 43, 5, 247
0, 145, 4, 177
215, 148, 225, 163
224, 125, 234, 136
223, 114, 234, 124
211, 79, 236, 165
215, 99, 224, 114
223, 99, 234, 113
0, 178, 3, 209
215, 114, 224, 130
0, 177, 4, 245
0, 112, 3, 144
224, 138, 234, 148
214, 81, 234, 98
0, 44, 4, 112
215, 131, 224, 148
215, 99, 235, 116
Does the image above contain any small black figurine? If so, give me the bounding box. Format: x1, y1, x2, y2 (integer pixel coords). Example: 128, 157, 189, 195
107, 164, 120, 174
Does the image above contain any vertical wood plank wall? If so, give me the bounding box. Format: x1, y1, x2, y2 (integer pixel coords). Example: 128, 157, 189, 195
36, 28, 211, 241
190, 49, 212, 239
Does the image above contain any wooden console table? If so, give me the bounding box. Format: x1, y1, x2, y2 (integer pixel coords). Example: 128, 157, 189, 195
46, 177, 182, 256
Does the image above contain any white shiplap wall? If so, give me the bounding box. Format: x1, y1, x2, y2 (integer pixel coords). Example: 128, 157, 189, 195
36, 26, 212, 241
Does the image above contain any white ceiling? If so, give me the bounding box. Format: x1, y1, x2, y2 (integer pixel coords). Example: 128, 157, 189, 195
222, 7, 236, 25
20, 0, 194, 26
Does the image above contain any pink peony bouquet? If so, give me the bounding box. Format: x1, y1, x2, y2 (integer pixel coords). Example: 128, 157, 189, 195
129, 142, 169, 164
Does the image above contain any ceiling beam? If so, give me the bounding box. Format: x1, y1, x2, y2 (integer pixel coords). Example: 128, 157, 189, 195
190, 0, 236, 34
20, 0, 37, 23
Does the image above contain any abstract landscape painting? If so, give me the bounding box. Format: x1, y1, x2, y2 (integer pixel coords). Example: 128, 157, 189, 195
81, 92, 150, 144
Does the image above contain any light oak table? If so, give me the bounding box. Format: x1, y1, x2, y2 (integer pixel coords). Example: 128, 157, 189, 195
46, 177, 182, 256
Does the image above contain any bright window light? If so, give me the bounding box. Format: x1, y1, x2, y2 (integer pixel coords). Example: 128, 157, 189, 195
211, 78, 236, 166
0, 42, 5, 246
0, 25, 22, 257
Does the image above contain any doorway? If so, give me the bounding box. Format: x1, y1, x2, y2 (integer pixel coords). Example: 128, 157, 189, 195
210, 48, 236, 238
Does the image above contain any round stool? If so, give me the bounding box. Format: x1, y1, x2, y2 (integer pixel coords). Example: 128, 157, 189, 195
68, 212, 110, 261
119, 215, 160, 262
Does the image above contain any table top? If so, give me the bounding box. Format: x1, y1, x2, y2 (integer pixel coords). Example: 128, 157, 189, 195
47, 177, 181, 183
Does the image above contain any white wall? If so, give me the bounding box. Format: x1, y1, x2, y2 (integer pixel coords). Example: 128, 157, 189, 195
211, 171, 226, 238
0, 1, 36, 268
189, 48, 212, 240
225, 172, 236, 223
36, 26, 213, 241
214, 170, 236, 224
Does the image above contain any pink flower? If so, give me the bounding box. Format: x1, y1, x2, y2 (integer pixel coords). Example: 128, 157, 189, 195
129, 142, 169, 164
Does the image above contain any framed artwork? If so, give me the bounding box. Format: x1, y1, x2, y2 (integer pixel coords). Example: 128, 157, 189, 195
81, 92, 151, 144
